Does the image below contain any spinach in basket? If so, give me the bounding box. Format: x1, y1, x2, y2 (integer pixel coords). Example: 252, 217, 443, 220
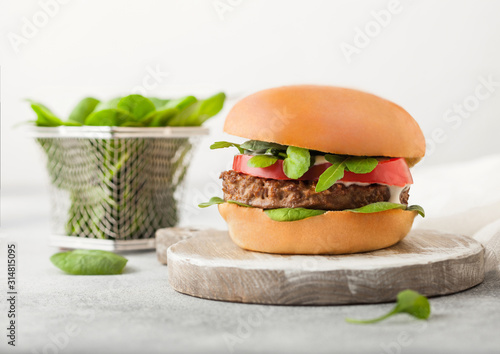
29, 92, 226, 127
30, 93, 226, 239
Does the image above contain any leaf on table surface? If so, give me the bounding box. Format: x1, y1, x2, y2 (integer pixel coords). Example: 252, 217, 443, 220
50, 249, 128, 275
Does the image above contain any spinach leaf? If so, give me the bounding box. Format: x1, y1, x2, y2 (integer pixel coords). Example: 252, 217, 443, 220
198, 196, 250, 208
68, 97, 100, 125
84, 109, 135, 126
228, 200, 251, 207
94, 97, 121, 111
347, 202, 406, 213
29, 101, 64, 127
198, 196, 225, 208
162, 95, 197, 110
315, 157, 347, 192
283, 146, 311, 179
210, 141, 244, 154
148, 97, 170, 109
347, 202, 425, 217
265, 148, 287, 159
346, 290, 431, 324
395, 290, 431, 319
62, 120, 84, 127
247, 155, 278, 168
315, 155, 378, 192
168, 92, 225, 126
239, 141, 288, 158
144, 108, 178, 127
198, 197, 326, 221
324, 154, 347, 164
199, 197, 424, 221
240, 140, 287, 152
28, 93, 225, 128
117, 95, 156, 120
407, 205, 426, 217
344, 156, 378, 174
120, 121, 146, 127
264, 208, 326, 222
191, 92, 226, 125
50, 249, 128, 275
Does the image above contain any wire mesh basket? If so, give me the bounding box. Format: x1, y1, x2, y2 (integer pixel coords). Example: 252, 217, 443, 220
28, 126, 208, 250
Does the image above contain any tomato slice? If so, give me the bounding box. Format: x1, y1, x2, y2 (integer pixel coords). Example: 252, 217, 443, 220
232, 155, 413, 186
340, 158, 413, 186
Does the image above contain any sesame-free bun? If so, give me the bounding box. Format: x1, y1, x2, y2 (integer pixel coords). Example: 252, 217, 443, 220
218, 203, 417, 255
224, 85, 425, 166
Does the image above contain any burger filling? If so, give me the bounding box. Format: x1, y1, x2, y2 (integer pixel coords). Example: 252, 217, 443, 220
200, 140, 424, 221
221, 170, 409, 211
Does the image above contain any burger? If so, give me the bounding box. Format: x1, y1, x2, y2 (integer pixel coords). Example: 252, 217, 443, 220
199, 85, 425, 255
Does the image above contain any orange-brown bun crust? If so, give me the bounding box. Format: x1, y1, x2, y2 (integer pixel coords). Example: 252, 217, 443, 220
224, 85, 425, 166
218, 203, 417, 255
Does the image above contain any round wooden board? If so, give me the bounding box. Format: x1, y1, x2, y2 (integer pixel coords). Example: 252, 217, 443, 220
167, 229, 485, 305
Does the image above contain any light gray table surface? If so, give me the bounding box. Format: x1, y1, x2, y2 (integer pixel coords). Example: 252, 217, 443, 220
1, 190, 500, 354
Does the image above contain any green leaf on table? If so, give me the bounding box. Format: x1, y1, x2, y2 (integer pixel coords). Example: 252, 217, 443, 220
198, 196, 250, 208
346, 289, 431, 324
68, 97, 100, 125
264, 208, 326, 222
28, 101, 63, 127
84, 109, 135, 126
283, 146, 311, 179
247, 155, 278, 168
210, 141, 244, 154
117, 95, 156, 120
50, 249, 128, 275
315, 157, 347, 192
168, 92, 226, 126
344, 156, 378, 174
240, 140, 287, 152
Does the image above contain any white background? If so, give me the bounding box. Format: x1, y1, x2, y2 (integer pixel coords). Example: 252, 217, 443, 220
1, 0, 499, 213
1, 4, 500, 353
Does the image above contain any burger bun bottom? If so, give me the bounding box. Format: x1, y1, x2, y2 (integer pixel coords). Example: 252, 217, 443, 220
218, 203, 417, 255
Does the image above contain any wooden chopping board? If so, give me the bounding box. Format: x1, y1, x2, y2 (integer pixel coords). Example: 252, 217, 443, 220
167, 229, 484, 305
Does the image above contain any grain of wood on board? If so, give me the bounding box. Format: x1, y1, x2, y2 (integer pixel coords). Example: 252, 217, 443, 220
166, 229, 484, 305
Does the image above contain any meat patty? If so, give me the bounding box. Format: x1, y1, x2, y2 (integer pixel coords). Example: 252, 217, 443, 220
220, 170, 409, 210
